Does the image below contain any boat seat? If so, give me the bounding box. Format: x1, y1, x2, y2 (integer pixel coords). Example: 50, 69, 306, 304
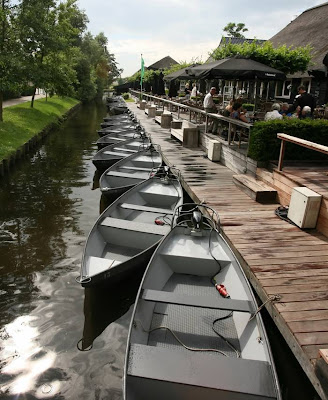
127, 344, 276, 399
100, 217, 168, 235
119, 166, 152, 172
141, 289, 254, 313
98, 137, 126, 142
112, 147, 138, 153
119, 203, 174, 215
102, 150, 130, 157
106, 171, 147, 179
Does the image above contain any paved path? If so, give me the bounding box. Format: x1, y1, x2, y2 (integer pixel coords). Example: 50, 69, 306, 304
3, 94, 47, 108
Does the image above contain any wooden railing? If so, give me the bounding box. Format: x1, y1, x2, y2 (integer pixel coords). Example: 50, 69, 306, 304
130, 89, 252, 146
277, 133, 328, 171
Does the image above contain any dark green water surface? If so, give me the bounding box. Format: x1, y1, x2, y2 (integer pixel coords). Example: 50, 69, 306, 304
0, 101, 138, 399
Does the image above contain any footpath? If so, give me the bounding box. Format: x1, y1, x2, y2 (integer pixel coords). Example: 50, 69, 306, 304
3, 94, 47, 108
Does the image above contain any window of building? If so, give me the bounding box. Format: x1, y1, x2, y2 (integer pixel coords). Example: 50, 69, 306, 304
301, 78, 311, 92
275, 80, 292, 98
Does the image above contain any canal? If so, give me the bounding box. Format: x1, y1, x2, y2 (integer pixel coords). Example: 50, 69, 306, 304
0, 100, 319, 399
0, 101, 139, 399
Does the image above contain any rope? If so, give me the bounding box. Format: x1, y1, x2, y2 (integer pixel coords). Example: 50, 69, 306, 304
274, 206, 297, 226
134, 320, 229, 357
249, 294, 281, 321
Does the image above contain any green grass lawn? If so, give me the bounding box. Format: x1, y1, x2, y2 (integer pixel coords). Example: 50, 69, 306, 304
0, 96, 80, 161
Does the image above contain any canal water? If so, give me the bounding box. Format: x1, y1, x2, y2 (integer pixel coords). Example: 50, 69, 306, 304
0, 101, 318, 399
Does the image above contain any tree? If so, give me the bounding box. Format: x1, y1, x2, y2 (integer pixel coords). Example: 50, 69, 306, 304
18, 0, 88, 107
223, 22, 248, 38
0, 0, 23, 121
211, 40, 312, 75
74, 31, 121, 102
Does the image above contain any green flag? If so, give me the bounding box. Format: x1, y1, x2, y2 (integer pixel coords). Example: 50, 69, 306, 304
140, 56, 145, 85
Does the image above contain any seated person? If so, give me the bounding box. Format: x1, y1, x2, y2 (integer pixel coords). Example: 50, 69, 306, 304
184, 83, 191, 98
264, 103, 283, 121
279, 102, 292, 117
301, 105, 313, 119
222, 100, 234, 117
230, 103, 248, 123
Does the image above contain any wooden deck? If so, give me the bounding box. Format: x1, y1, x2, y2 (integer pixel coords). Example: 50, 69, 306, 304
127, 103, 328, 399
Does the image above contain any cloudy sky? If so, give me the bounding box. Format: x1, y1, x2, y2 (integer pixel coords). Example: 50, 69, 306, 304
77, 0, 323, 77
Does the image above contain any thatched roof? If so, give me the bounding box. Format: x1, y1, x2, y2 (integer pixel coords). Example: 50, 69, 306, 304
147, 56, 178, 70
270, 2, 328, 77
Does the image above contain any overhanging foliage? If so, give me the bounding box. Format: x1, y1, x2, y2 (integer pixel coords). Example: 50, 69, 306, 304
211, 40, 312, 74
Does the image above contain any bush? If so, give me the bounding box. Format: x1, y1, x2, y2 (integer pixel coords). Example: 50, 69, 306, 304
3, 89, 21, 100
21, 85, 37, 96
122, 92, 130, 100
242, 103, 255, 111
248, 119, 328, 162
178, 93, 185, 97
213, 98, 220, 104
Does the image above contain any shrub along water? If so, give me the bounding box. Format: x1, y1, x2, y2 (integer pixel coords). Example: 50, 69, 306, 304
248, 119, 328, 162
0, 96, 80, 161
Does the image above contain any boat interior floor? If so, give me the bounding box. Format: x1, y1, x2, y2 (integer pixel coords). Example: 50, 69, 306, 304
147, 273, 241, 358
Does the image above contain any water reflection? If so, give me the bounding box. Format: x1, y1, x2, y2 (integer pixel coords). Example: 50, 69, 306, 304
81, 276, 141, 351
0, 101, 134, 399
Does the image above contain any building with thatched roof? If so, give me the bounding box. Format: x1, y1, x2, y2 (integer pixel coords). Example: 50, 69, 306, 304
115, 56, 179, 94
147, 56, 178, 71
270, 2, 328, 104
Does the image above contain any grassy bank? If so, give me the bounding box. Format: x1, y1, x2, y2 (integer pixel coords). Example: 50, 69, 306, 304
0, 96, 80, 161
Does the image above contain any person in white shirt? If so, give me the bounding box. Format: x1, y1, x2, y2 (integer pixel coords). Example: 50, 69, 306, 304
203, 87, 218, 133
190, 83, 198, 98
264, 103, 283, 121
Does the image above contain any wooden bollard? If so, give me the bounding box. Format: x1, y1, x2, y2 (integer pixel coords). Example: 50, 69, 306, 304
161, 112, 172, 129
148, 106, 156, 118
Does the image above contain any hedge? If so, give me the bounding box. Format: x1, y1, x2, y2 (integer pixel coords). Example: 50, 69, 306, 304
248, 119, 328, 162
242, 103, 255, 111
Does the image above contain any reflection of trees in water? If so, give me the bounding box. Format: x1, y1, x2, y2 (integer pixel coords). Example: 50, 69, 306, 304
0, 102, 107, 326
81, 275, 142, 350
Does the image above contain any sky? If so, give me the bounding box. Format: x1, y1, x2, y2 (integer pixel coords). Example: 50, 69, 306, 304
77, 0, 324, 78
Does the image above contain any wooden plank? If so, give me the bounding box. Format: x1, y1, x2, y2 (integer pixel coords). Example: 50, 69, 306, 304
261, 276, 328, 287
257, 269, 328, 279
247, 255, 328, 266
275, 300, 328, 312
280, 310, 328, 322
288, 320, 328, 333
238, 242, 328, 250
303, 345, 328, 360
295, 332, 328, 346
243, 250, 328, 260
274, 291, 328, 303
252, 262, 328, 273
232, 174, 277, 203
266, 284, 328, 294
277, 133, 328, 156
